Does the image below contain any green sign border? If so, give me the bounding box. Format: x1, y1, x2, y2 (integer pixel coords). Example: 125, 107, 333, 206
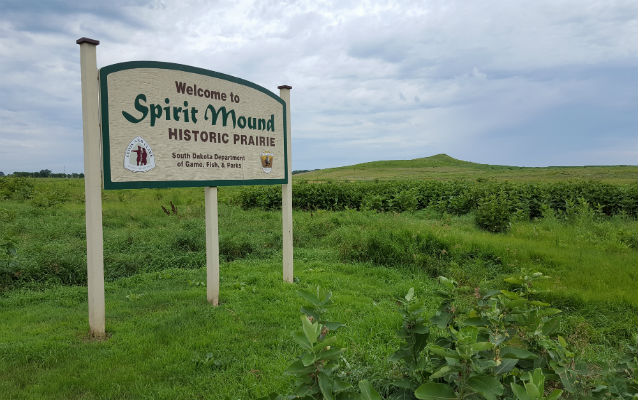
99, 61, 288, 190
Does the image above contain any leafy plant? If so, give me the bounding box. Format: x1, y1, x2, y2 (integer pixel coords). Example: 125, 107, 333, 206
0, 238, 20, 289
591, 334, 638, 399
389, 273, 580, 399
0, 177, 34, 200
236, 180, 638, 219
263, 287, 384, 400
388, 287, 431, 398
285, 287, 352, 399
475, 192, 511, 232
510, 368, 563, 400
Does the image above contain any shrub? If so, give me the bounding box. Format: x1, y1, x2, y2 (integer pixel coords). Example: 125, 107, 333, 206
391, 188, 419, 212
233, 180, 638, 222
391, 274, 578, 399
475, 193, 511, 232
0, 177, 34, 200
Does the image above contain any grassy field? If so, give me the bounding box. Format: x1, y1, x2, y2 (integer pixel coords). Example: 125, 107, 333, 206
297, 154, 638, 184
0, 176, 637, 399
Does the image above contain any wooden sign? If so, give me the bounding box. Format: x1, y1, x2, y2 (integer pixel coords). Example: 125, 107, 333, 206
100, 62, 288, 189
78, 38, 293, 338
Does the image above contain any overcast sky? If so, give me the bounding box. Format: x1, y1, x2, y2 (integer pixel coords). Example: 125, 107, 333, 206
0, 0, 636, 174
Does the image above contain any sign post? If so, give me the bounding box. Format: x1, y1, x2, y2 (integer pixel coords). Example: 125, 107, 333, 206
205, 186, 220, 305
77, 37, 105, 338
77, 39, 293, 333
279, 85, 293, 283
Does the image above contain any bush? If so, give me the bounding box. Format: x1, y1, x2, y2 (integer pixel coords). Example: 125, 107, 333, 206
475, 193, 511, 232
0, 177, 34, 200
234, 180, 638, 220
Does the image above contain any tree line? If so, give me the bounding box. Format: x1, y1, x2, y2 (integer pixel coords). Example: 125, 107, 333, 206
0, 169, 84, 178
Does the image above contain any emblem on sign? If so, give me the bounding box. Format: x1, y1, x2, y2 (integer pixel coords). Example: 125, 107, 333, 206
124, 136, 155, 172
260, 151, 274, 173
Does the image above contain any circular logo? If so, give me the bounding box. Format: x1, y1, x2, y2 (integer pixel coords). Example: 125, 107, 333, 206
124, 136, 155, 172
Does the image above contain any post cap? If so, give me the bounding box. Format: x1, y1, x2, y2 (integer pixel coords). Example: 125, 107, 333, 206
76, 37, 100, 45
278, 85, 292, 90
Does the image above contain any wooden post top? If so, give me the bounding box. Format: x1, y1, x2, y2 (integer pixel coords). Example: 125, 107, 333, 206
76, 37, 100, 45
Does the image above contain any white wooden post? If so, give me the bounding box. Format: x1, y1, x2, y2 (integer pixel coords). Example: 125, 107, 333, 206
278, 85, 293, 283
77, 37, 105, 337
205, 187, 220, 305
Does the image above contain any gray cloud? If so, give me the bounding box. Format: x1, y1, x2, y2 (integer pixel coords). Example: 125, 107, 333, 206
0, 0, 635, 174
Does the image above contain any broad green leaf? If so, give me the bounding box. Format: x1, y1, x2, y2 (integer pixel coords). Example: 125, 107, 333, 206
507, 299, 529, 309
494, 358, 518, 375
358, 380, 383, 400
467, 375, 504, 400
529, 300, 550, 307
510, 383, 532, 400
389, 348, 410, 362
471, 342, 493, 352
428, 345, 458, 359
323, 360, 340, 374
295, 383, 319, 397
539, 308, 562, 317
542, 317, 561, 336
325, 321, 346, 331
430, 311, 451, 329
501, 346, 538, 360
429, 365, 452, 379
531, 368, 545, 390
332, 378, 352, 393
293, 332, 313, 351
482, 289, 501, 298
390, 378, 415, 390
413, 325, 429, 334
405, 287, 415, 302
314, 335, 337, 351
301, 315, 319, 345
547, 389, 563, 400
319, 347, 345, 361
301, 352, 316, 367
474, 358, 498, 372
285, 360, 314, 375
300, 306, 320, 321
489, 332, 508, 346
297, 289, 322, 307
463, 317, 488, 327
457, 325, 479, 343
437, 276, 457, 290
407, 303, 426, 314
552, 365, 575, 393
318, 372, 335, 400
523, 382, 540, 398
504, 277, 524, 285
414, 382, 456, 400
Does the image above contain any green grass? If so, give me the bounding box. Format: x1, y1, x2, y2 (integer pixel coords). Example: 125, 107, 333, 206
1, 177, 637, 398
297, 153, 638, 184
0, 260, 439, 399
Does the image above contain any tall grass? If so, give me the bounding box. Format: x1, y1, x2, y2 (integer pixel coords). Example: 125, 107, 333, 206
0, 177, 636, 397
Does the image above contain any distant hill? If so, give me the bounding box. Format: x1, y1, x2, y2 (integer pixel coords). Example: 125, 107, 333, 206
295, 154, 638, 184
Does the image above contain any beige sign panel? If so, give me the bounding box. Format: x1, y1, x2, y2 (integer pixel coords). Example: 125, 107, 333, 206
100, 62, 288, 189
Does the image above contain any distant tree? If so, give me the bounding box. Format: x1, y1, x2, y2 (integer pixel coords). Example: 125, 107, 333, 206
13, 171, 31, 177
0, 171, 4, 177
38, 169, 52, 178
